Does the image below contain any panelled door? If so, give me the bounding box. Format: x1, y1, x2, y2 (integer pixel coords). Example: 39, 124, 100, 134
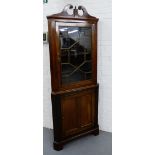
61, 90, 95, 137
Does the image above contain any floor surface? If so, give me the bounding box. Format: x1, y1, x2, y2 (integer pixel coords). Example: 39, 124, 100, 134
43, 127, 112, 155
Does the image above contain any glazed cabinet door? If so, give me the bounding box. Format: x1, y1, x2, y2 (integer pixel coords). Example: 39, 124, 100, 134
55, 22, 97, 91
61, 90, 95, 138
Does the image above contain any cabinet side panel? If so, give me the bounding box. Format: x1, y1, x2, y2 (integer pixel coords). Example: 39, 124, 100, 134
51, 94, 62, 142
48, 19, 60, 91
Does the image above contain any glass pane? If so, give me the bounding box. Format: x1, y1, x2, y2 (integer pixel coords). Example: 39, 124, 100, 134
59, 26, 92, 85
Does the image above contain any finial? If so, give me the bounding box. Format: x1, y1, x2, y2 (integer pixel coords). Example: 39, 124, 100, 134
73, 6, 78, 17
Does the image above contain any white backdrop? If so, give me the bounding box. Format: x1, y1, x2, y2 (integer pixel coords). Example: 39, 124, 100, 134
43, 0, 112, 132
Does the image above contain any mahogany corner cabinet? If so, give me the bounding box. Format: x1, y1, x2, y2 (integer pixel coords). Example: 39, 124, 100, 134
47, 4, 99, 151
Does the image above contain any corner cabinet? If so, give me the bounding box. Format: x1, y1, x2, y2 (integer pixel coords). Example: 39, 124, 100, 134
47, 4, 99, 151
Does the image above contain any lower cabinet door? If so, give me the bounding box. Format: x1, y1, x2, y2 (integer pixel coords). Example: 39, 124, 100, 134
62, 96, 79, 137
79, 92, 95, 130
61, 90, 95, 138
